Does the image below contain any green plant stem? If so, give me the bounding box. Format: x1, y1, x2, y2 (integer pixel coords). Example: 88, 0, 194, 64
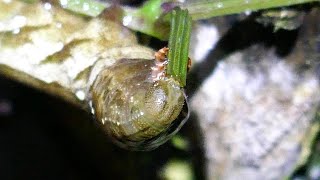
122, 0, 169, 40
183, 0, 319, 20
167, 8, 192, 87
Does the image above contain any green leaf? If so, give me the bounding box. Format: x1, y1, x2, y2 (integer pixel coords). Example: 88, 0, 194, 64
167, 8, 192, 87
183, 0, 319, 20
122, 0, 170, 40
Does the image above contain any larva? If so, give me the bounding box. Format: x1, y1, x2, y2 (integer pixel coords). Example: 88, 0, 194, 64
0, 0, 189, 150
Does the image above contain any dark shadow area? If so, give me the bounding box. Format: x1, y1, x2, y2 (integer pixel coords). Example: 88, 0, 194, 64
180, 112, 206, 180
137, 32, 168, 51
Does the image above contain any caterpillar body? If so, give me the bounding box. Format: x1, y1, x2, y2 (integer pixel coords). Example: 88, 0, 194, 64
0, 0, 189, 150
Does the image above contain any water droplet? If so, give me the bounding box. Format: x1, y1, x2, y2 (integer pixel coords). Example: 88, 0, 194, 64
216, 2, 223, 8
12, 15, 26, 28
56, 22, 62, 29
82, 3, 90, 11
122, 15, 132, 26
44, 2, 52, 10
60, 0, 68, 7
12, 28, 20, 34
75, 90, 86, 100
89, 101, 95, 114
245, 10, 252, 15
102, 117, 106, 124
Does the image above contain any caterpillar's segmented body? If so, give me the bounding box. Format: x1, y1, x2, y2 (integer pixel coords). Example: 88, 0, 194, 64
0, 0, 189, 150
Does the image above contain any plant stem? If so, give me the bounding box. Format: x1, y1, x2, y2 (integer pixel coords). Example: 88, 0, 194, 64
167, 8, 192, 87
183, 0, 319, 20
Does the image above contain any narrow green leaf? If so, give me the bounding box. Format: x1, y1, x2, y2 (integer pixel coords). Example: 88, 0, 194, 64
183, 0, 319, 20
167, 8, 192, 87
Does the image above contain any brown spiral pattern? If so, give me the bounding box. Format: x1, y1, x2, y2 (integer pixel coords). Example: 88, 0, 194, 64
90, 58, 189, 150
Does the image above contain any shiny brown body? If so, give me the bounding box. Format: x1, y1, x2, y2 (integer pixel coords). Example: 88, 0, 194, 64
0, 0, 188, 150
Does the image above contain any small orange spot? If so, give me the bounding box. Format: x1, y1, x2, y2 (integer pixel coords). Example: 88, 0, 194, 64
152, 47, 170, 81
154, 47, 169, 62
152, 47, 191, 80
